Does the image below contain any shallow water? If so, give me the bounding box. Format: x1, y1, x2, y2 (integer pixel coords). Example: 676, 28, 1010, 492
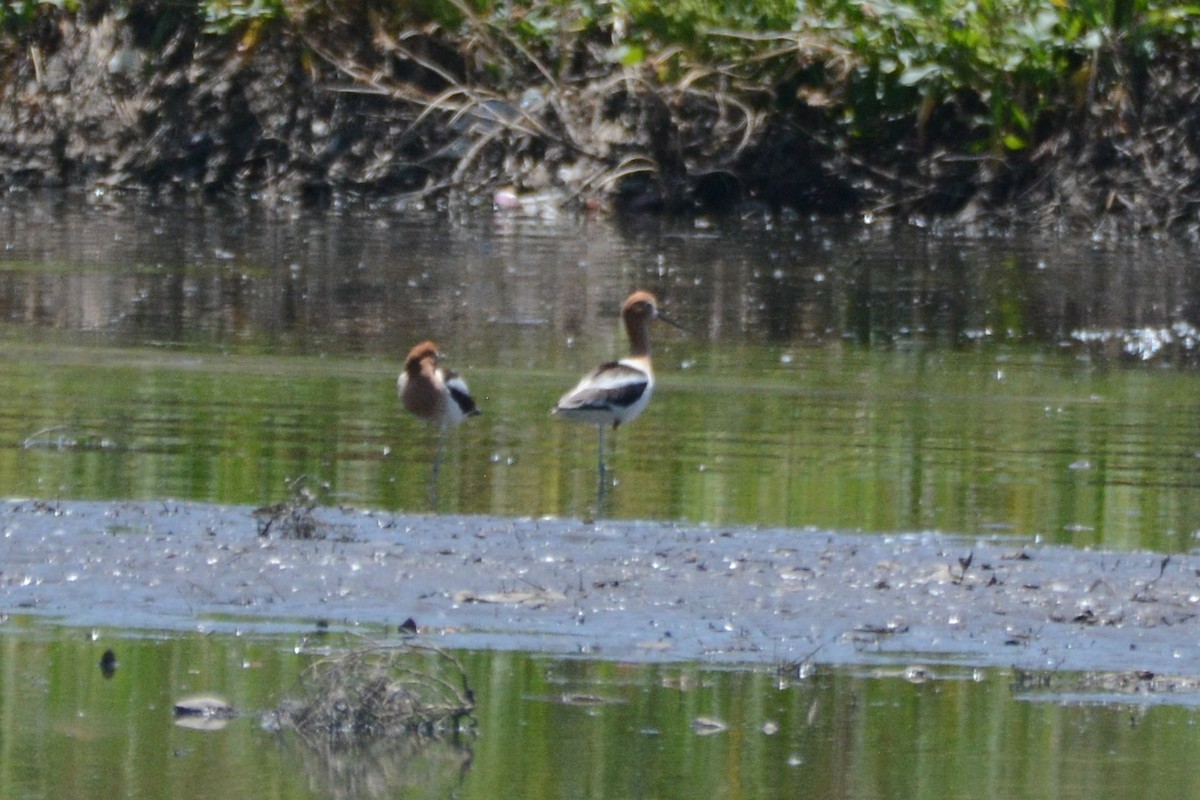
4, 196, 1200, 798
3, 621, 1200, 800
1, 196, 1199, 549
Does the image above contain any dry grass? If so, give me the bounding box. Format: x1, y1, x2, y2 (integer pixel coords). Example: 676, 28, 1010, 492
295, 9, 770, 211
10, 4, 1200, 229
268, 643, 476, 742
253, 477, 323, 539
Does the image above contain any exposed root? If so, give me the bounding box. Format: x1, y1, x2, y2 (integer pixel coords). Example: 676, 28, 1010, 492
267, 643, 475, 743
6, 7, 1200, 230
293, 11, 770, 212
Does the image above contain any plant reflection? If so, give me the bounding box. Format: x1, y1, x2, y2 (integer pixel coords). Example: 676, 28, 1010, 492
274, 733, 473, 800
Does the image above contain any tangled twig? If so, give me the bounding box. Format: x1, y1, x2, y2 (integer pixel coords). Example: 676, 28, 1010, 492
269, 643, 475, 743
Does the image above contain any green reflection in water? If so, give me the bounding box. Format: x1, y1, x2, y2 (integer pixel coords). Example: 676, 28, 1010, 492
2, 622, 1200, 800
2, 340, 1199, 551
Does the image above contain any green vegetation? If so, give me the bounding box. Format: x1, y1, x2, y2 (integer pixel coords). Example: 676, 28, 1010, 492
4, 0, 1200, 220
183, 0, 1200, 155
0, 0, 67, 28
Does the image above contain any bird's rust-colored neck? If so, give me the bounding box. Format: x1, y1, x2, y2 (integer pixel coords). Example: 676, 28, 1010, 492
622, 291, 658, 357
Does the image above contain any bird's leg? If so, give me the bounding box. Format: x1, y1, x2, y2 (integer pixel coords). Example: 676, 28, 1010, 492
429, 424, 448, 509
596, 423, 608, 512
597, 422, 608, 480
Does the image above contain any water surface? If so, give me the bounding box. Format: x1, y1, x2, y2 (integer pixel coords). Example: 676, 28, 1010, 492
4, 197, 1200, 799
2, 621, 1198, 800
2, 196, 1198, 549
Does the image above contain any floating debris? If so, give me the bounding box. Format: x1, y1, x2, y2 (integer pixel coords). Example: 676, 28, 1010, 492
174, 694, 236, 731
905, 665, 931, 684
691, 716, 728, 735
1012, 667, 1200, 705
1071, 322, 1200, 364
558, 693, 614, 706
99, 648, 117, 679
452, 588, 567, 607
265, 644, 475, 743
253, 477, 326, 540
21, 426, 119, 451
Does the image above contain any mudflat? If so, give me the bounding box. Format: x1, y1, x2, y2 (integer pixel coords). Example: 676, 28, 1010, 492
3, 499, 1198, 677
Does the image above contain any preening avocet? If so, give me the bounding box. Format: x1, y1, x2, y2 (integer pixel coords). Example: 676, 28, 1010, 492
399, 341, 481, 428
398, 340, 480, 506
553, 290, 681, 488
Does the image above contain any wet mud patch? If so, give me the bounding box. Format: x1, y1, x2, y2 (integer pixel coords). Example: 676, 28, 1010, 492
3, 499, 1200, 683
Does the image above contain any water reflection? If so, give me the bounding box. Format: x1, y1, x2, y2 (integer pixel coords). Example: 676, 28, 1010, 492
3, 621, 1200, 800
4, 195, 1199, 361
1, 195, 1199, 549
275, 734, 472, 800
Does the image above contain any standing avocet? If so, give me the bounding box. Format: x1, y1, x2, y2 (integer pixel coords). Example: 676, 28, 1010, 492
553, 290, 680, 492
399, 340, 480, 504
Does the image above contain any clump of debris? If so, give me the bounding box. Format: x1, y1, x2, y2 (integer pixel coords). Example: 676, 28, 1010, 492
253, 476, 326, 540
265, 644, 476, 743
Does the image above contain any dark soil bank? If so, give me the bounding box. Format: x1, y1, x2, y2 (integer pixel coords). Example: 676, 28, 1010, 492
5, 8, 1200, 229
5, 499, 1200, 681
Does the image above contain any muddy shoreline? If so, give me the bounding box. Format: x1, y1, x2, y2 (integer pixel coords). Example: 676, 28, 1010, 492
3, 499, 1199, 678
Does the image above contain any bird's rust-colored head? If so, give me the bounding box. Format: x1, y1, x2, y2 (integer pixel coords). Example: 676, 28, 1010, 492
622, 291, 659, 321
621, 290, 684, 356
404, 340, 440, 373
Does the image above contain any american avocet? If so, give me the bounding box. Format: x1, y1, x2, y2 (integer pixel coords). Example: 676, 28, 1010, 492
553, 290, 680, 488
399, 341, 481, 428
398, 341, 480, 504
